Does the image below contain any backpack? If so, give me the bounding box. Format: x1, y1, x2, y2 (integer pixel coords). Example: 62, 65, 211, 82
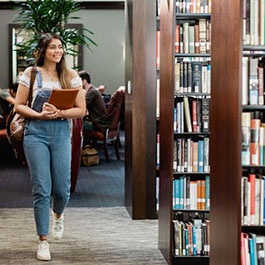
81, 144, 99, 167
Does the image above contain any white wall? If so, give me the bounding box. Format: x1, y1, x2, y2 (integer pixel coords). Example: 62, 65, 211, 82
72, 9, 125, 94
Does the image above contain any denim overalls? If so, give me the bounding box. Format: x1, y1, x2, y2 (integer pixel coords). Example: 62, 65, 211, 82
23, 69, 71, 236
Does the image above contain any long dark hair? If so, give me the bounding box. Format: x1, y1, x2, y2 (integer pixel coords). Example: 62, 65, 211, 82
36, 33, 70, 89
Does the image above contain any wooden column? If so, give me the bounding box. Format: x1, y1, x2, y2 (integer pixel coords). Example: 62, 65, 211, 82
210, 0, 242, 264
158, 0, 175, 264
124, 0, 156, 219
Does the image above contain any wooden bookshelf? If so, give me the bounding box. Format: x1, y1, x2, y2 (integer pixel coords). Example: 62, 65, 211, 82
158, 1, 211, 264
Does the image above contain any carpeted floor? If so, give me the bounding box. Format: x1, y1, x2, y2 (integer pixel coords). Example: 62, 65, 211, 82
0, 139, 125, 208
0, 207, 167, 265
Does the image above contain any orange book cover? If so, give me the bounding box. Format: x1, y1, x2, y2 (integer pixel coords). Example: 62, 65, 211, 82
194, 24, 200, 53
197, 180, 201, 209
248, 174, 256, 224
201, 179, 206, 209
175, 25, 180, 54
48, 88, 79, 110
250, 119, 260, 165
196, 0, 200, 13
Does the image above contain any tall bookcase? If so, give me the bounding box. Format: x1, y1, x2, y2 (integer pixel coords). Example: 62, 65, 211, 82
159, 0, 211, 264
159, 0, 265, 264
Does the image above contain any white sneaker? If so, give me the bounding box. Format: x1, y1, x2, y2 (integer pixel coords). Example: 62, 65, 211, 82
37, 240, 51, 261
51, 211, 64, 240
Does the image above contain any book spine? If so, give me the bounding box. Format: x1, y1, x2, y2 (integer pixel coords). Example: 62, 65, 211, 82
194, 24, 200, 53
187, 62, 192, 93
242, 112, 251, 165
258, 67, 264, 105
192, 100, 198, 132
205, 175, 210, 210
198, 140, 204, 172
175, 25, 180, 54
189, 26, 195, 54
156, 31, 160, 69
183, 96, 192, 132
249, 174, 256, 225
242, 57, 249, 105
249, 58, 259, 105
202, 98, 210, 132
199, 19, 207, 53
203, 137, 210, 172
175, 60, 181, 93
250, 119, 261, 165
192, 62, 202, 93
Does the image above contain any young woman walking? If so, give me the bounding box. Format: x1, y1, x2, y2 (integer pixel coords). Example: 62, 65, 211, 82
15, 33, 86, 261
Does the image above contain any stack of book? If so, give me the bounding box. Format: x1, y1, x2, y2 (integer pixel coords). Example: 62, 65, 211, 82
173, 176, 210, 210
173, 217, 210, 257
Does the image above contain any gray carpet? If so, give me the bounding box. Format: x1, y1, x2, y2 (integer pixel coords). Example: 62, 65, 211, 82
0, 207, 166, 265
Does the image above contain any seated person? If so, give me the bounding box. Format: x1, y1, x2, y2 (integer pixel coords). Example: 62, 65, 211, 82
79, 71, 109, 131
98, 85, 111, 107
0, 83, 18, 129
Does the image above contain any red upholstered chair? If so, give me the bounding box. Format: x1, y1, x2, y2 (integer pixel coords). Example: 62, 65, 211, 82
0, 129, 8, 144
70, 118, 83, 193
83, 88, 125, 163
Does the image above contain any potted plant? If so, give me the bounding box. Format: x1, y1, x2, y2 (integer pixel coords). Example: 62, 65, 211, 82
13, 0, 97, 67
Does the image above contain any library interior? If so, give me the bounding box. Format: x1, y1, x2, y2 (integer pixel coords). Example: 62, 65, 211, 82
0, 0, 263, 264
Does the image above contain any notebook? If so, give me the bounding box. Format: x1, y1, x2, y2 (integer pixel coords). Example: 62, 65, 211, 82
48, 88, 79, 110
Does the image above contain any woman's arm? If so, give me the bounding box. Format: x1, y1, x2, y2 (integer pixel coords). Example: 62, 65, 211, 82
15, 67, 57, 119
43, 69, 86, 119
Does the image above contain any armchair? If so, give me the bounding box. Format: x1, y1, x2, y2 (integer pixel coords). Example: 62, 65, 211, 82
83, 88, 125, 163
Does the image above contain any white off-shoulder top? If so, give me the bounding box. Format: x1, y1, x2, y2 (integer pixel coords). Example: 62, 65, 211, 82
19, 68, 82, 105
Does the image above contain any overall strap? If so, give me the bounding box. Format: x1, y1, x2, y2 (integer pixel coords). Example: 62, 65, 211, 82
28, 67, 37, 107
36, 67, 42, 89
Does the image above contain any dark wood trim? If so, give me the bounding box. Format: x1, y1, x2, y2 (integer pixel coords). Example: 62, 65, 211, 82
210, 0, 242, 264
79, 1, 124, 9
124, 0, 156, 220
0, 1, 124, 10
124, 0, 133, 218
158, 0, 175, 264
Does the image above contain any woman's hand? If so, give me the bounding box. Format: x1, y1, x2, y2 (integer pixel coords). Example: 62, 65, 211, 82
39, 109, 61, 120
42, 102, 57, 112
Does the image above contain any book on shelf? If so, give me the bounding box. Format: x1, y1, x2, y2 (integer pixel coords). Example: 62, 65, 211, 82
241, 174, 265, 226
156, 31, 160, 69
173, 216, 210, 257
173, 175, 210, 210
241, 233, 265, 265
243, 0, 265, 45
184, 96, 193, 132
173, 138, 210, 172
175, 19, 211, 54
242, 112, 251, 165
250, 118, 261, 166
175, 59, 211, 94
201, 98, 210, 133
175, 0, 212, 14
157, 133, 160, 167
156, 78, 160, 118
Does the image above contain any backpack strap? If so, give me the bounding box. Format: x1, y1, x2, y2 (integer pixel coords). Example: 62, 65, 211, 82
28, 67, 37, 107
